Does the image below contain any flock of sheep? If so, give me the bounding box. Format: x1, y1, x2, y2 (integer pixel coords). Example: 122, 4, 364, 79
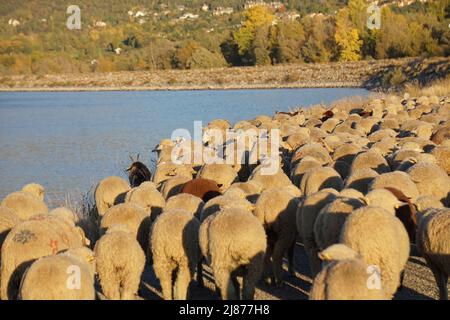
0, 93, 449, 300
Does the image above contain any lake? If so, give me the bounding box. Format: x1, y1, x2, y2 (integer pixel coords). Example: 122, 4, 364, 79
0, 88, 368, 203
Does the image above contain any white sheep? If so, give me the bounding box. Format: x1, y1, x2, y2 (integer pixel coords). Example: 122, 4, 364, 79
95, 225, 145, 300
151, 209, 200, 300
94, 176, 130, 216
208, 207, 266, 299
416, 208, 450, 300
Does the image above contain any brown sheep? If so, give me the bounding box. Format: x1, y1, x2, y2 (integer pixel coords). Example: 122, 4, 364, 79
181, 178, 222, 202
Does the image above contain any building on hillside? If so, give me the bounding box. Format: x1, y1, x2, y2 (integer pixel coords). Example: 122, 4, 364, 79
179, 13, 199, 20
202, 3, 209, 12
212, 7, 234, 16
244, 1, 284, 10
8, 19, 20, 27
94, 21, 107, 27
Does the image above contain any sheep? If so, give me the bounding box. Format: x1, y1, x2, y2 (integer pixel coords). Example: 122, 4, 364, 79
100, 203, 151, 251
151, 209, 200, 300
153, 163, 195, 187
290, 156, 322, 187
165, 193, 204, 219
253, 187, 300, 286
95, 225, 145, 300
414, 195, 444, 214
369, 171, 420, 200
314, 197, 365, 252
225, 181, 262, 203
371, 137, 397, 156
21, 183, 45, 201
94, 176, 130, 216
299, 166, 343, 196
407, 162, 450, 204
364, 189, 404, 216
332, 143, 361, 165
430, 145, 450, 174
310, 245, 388, 300
126, 155, 152, 187
181, 178, 222, 202
350, 149, 390, 174
340, 206, 410, 298
196, 164, 239, 192
1, 215, 89, 299
416, 208, 450, 300
431, 126, 450, 145
125, 182, 165, 221
1, 191, 48, 220
331, 160, 351, 180
19, 247, 95, 300
0, 206, 21, 247
49, 207, 79, 225
291, 143, 332, 166
161, 175, 192, 199
297, 188, 339, 276
248, 161, 293, 191
343, 168, 379, 194
208, 207, 266, 299
200, 194, 254, 222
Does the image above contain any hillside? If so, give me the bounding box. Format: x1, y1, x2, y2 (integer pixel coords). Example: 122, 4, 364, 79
0, 0, 448, 75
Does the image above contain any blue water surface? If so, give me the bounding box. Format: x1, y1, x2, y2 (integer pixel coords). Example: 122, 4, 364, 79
0, 88, 368, 201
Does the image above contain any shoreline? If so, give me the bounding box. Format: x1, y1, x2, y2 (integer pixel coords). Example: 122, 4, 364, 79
0, 57, 447, 93
0, 82, 364, 92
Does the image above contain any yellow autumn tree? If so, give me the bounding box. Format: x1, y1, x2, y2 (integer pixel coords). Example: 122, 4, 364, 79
335, 8, 363, 62
233, 5, 275, 55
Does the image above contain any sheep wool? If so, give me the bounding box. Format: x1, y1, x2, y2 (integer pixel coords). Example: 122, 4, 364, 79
340, 206, 410, 298
94, 176, 130, 216
314, 197, 365, 252
416, 208, 450, 300
165, 193, 204, 219
1, 191, 48, 220
21, 183, 45, 201
151, 209, 200, 300
254, 187, 300, 286
208, 207, 266, 299
161, 175, 192, 199
299, 166, 343, 196
95, 228, 145, 300
196, 164, 239, 192
407, 162, 450, 205
310, 256, 387, 300
100, 203, 151, 251
1, 215, 88, 300
297, 189, 339, 277
125, 182, 166, 221
19, 247, 95, 300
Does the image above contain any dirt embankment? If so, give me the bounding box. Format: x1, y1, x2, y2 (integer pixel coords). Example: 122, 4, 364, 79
0, 57, 448, 92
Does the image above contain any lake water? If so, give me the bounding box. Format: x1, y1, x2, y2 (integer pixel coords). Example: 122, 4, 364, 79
0, 88, 368, 203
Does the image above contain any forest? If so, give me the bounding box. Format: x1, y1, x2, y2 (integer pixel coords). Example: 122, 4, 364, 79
0, 0, 448, 74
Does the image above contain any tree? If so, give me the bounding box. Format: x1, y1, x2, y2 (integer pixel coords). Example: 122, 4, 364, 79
233, 5, 275, 56
272, 20, 305, 63
335, 9, 363, 61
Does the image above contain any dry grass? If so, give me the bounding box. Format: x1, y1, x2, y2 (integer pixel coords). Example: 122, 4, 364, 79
47, 187, 100, 246
405, 75, 450, 97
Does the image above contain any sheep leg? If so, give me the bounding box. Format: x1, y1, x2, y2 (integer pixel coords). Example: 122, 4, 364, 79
272, 239, 289, 287
242, 253, 264, 300
120, 270, 142, 300
159, 271, 173, 300
262, 241, 275, 285
215, 268, 237, 300
287, 241, 295, 276
196, 259, 204, 288
174, 265, 191, 300
427, 259, 448, 300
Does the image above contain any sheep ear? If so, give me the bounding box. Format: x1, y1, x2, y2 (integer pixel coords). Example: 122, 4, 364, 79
136, 153, 140, 161
76, 227, 90, 246
217, 183, 223, 188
